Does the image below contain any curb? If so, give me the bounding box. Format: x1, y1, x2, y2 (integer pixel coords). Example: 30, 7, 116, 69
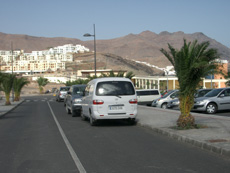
0, 100, 25, 119
137, 122, 230, 159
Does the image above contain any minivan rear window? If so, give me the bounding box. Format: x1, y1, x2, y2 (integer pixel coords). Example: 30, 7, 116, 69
96, 81, 135, 96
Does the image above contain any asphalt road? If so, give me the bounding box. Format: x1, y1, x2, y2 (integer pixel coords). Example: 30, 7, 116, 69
0, 95, 230, 173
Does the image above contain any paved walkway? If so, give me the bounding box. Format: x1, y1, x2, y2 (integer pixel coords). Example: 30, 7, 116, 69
0, 98, 24, 118
1, 97, 230, 158
137, 106, 230, 158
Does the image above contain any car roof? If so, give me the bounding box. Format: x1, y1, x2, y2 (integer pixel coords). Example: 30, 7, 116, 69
72, 84, 87, 87
136, 89, 159, 91
90, 77, 132, 83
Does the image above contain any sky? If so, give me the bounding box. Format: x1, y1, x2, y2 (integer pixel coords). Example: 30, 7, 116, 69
1, 0, 230, 47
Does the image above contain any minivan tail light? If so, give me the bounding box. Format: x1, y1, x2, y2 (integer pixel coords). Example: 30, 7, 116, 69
129, 99, 137, 104
93, 100, 104, 105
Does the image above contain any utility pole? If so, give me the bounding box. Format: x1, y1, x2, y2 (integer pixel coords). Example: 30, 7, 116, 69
11, 42, 14, 102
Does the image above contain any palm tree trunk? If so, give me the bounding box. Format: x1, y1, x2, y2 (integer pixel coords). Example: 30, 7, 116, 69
5, 93, 11, 105
39, 86, 43, 94
177, 95, 195, 128
14, 92, 20, 101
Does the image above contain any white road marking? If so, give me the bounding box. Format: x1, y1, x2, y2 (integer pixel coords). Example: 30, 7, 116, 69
47, 102, 86, 173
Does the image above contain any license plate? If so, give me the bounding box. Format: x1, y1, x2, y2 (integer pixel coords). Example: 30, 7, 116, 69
109, 106, 123, 110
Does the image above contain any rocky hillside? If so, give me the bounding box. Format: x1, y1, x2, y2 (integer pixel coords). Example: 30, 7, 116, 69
1, 31, 229, 72
68, 52, 163, 76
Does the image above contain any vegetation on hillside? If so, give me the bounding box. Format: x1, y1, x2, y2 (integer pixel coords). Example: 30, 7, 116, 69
64, 71, 135, 86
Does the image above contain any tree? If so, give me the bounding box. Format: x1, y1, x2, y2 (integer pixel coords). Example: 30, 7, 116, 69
160, 39, 219, 128
100, 71, 135, 79
0, 73, 15, 105
125, 71, 135, 79
64, 78, 89, 86
13, 77, 30, 101
36, 77, 49, 94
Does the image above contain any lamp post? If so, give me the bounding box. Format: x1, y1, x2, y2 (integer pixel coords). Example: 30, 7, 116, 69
164, 70, 169, 92
11, 42, 14, 102
84, 24, 96, 77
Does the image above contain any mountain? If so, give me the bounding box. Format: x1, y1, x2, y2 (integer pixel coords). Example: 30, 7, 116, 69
1, 31, 229, 70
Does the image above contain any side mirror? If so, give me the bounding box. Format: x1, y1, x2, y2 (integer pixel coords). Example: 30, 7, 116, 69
219, 94, 225, 97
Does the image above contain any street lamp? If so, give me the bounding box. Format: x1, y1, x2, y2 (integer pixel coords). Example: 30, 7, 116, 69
83, 24, 96, 77
164, 70, 169, 92
11, 42, 14, 102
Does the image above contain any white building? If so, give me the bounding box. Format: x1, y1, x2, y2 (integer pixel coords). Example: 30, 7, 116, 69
0, 44, 89, 73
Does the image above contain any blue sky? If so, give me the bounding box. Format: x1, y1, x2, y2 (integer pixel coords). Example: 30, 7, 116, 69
1, 0, 230, 47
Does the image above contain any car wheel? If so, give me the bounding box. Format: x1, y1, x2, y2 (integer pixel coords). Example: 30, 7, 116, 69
72, 112, 77, 117
66, 105, 71, 114
81, 109, 87, 121
128, 118, 136, 125
206, 103, 217, 114
89, 114, 97, 126
161, 103, 167, 109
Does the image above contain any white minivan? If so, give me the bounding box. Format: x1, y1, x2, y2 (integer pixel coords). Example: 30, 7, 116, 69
136, 89, 161, 106
81, 77, 138, 125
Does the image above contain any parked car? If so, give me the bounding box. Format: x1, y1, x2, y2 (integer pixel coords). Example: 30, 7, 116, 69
81, 77, 137, 125
167, 89, 212, 109
65, 85, 87, 117
136, 89, 161, 106
193, 88, 230, 114
151, 90, 179, 109
56, 86, 70, 102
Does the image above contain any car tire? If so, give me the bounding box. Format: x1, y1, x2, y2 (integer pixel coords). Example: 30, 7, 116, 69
128, 118, 136, 125
89, 114, 97, 126
206, 103, 217, 114
161, 103, 167, 109
72, 112, 77, 117
81, 109, 87, 121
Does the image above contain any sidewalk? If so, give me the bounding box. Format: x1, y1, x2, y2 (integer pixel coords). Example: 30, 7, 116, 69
1, 98, 230, 158
0, 98, 24, 118
137, 106, 230, 158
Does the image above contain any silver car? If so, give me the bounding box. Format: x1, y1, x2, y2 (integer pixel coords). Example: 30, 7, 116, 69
151, 90, 179, 109
167, 89, 212, 109
56, 86, 70, 102
193, 88, 230, 114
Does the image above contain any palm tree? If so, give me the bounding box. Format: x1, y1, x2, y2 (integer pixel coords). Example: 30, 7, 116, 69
125, 71, 135, 79
160, 39, 219, 128
0, 73, 15, 105
100, 70, 135, 79
36, 77, 49, 94
13, 77, 30, 101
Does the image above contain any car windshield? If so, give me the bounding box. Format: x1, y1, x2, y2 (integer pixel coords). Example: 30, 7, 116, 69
96, 81, 135, 96
162, 90, 176, 98
60, 87, 70, 91
194, 89, 212, 97
204, 88, 223, 97
73, 86, 86, 96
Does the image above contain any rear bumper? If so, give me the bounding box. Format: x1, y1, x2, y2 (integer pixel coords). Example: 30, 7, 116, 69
72, 104, 82, 112
92, 110, 137, 120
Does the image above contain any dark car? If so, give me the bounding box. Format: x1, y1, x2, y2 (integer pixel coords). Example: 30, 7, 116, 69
65, 85, 87, 117
56, 86, 70, 102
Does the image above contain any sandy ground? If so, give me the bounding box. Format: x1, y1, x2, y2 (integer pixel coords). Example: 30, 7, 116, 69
20, 82, 66, 95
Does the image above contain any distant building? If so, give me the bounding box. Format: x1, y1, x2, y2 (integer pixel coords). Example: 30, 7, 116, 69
0, 44, 89, 74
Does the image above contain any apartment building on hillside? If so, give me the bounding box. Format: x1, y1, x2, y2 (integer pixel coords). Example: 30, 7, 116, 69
0, 44, 89, 73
